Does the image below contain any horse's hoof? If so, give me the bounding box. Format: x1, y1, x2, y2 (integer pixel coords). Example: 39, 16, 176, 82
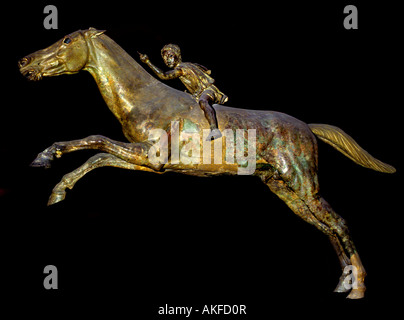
346, 288, 365, 299
334, 274, 351, 293
30, 154, 53, 168
334, 282, 350, 293
47, 191, 66, 206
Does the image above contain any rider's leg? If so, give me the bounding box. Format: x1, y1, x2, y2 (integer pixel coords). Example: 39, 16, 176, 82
199, 91, 222, 141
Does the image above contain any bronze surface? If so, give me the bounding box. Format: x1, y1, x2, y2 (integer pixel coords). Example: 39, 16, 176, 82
19, 28, 396, 299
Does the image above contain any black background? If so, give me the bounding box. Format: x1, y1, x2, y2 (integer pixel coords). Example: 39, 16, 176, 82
1, 0, 402, 317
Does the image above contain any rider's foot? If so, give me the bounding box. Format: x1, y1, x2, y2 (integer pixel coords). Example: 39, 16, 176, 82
206, 128, 222, 141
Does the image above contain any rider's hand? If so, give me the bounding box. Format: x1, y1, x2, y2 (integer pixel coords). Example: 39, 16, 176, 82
138, 52, 149, 64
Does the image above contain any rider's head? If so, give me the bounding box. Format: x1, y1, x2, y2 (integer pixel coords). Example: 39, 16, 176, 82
161, 44, 181, 68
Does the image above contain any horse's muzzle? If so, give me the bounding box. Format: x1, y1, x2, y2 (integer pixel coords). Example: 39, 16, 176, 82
18, 56, 31, 68
22, 69, 42, 81
18, 56, 42, 81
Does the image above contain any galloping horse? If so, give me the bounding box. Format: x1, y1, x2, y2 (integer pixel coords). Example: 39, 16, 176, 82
19, 28, 395, 299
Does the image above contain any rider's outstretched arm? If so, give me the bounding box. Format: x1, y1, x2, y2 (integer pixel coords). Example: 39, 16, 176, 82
139, 53, 183, 80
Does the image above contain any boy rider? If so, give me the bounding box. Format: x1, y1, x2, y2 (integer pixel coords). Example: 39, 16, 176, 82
139, 44, 228, 141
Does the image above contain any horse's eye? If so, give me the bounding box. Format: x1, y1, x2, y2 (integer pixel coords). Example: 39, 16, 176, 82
63, 37, 71, 44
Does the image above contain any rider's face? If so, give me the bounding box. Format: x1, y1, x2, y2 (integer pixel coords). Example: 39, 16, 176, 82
163, 52, 177, 68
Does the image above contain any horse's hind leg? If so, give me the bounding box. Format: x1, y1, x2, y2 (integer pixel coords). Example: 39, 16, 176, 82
265, 177, 331, 234
264, 178, 348, 273
305, 196, 366, 299
264, 177, 365, 299
48, 153, 159, 205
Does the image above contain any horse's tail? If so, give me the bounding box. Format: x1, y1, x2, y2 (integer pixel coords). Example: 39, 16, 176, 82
309, 123, 396, 173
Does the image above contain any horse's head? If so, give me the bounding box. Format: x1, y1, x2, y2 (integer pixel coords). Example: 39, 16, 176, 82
18, 28, 105, 81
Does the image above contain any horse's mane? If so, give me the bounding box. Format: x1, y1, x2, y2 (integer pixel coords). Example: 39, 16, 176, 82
88, 31, 198, 115
93, 33, 159, 85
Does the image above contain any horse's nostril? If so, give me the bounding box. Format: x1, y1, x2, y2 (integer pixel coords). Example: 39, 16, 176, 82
18, 56, 31, 68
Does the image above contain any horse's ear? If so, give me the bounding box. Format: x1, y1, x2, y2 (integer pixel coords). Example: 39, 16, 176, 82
86, 27, 106, 38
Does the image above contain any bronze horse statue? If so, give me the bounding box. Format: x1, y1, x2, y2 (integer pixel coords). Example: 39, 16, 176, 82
18, 28, 395, 299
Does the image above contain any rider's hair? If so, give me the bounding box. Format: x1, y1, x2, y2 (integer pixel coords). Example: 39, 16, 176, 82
161, 44, 182, 62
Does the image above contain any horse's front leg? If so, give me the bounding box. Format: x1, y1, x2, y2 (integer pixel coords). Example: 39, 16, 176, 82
48, 153, 160, 205
31, 135, 162, 171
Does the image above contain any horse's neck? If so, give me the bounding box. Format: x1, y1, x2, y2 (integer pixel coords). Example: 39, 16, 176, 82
84, 34, 161, 123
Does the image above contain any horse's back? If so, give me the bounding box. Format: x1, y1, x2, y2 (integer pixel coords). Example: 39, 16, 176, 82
215, 105, 320, 197
128, 81, 320, 197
